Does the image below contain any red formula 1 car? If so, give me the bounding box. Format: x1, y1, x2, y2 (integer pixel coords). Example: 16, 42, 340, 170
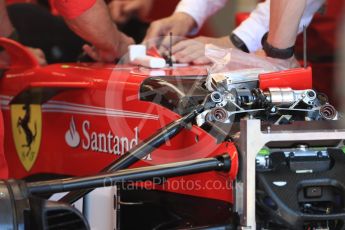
0, 38, 345, 230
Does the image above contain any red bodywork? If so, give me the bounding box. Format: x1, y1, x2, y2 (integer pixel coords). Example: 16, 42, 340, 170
0, 110, 6, 179
0, 38, 238, 203
259, 67, 312, 90
0, 38, 312, 205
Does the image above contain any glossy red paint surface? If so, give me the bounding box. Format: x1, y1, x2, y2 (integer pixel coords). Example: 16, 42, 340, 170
0, 38, 314, 204
0, 38, 238, 202
0, 110, 7, 179
0, 38, 39, 69
259, 67, 312, 90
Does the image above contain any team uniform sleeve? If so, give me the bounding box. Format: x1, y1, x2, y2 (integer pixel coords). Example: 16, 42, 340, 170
232, 0, 325, 52
51, 0, 97, 19
174, 0, 227, 35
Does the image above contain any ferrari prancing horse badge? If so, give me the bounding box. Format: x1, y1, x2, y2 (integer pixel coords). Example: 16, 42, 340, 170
11, 104, 42, 171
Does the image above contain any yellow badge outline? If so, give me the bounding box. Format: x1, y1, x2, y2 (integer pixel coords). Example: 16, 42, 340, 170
10, 104, 42, 171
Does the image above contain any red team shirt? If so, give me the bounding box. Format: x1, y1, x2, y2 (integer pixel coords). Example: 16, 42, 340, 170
6, 0, 96, 18
50, 0, 96, 19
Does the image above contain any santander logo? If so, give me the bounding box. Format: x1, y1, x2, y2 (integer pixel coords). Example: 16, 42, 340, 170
64, 117, 150, 159
65, 117, 80, 148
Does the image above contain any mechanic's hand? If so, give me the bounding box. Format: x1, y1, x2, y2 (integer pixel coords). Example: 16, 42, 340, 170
0, 47, 47, 66
255, 49, 300, 70
172, 36, 234, 65
108, 0, 153, 24
27, 47, 47, 66
144, 12, 197, 50
83, 32, 134, 62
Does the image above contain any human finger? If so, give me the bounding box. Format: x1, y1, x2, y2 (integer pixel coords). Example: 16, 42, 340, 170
175, 47, 204, 63
172, 39, 201, 54
27, 47, 47, 66
82, 44, 100, 62
193, 56, 211, 65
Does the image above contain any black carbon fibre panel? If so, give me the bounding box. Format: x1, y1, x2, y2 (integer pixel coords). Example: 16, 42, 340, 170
257, 149, 345, 229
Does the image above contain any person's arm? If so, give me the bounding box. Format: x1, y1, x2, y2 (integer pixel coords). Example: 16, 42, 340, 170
253, 0, 307, 69
0, 0, 47, 65
167, 0, 323, 66
267, 0, 307, 49
108, 0, 154, 25
53, 0, 134, 62
0, 0, 14, 37
144, 0, 227, 47
174, 0, 228, 35
232, 0, 324, 53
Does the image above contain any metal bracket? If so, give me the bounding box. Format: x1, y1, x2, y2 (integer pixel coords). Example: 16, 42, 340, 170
235, 119, 345, 229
